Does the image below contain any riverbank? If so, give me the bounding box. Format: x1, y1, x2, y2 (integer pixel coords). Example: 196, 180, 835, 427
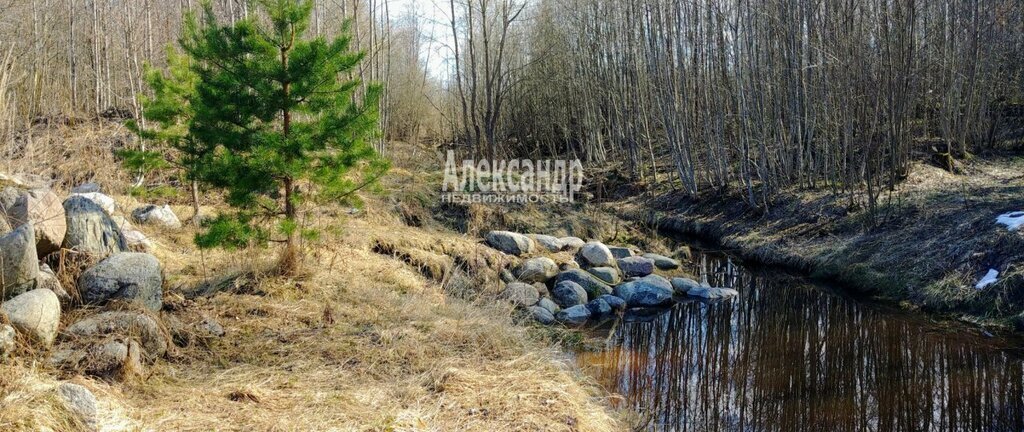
612, 157, 1024, 329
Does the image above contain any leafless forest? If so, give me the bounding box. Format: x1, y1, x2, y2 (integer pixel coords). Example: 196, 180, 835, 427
1, 0, 1022, 209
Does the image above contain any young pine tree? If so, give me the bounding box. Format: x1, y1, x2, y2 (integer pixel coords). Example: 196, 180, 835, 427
181, 0, 388, 272
124, 47, 205, 226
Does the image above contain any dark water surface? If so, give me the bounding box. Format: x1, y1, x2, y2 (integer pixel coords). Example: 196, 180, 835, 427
576, 251, 1024, 432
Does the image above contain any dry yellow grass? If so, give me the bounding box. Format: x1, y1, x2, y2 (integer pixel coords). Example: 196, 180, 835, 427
100, 197, 619, 431
1, 196, 621, 431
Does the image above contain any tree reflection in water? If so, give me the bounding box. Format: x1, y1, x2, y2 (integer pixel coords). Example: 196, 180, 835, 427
578, 252, 1024, 432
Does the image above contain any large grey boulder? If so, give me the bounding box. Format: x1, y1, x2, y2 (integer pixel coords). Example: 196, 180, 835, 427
551, 280, 588, 308
613, 275, 675, 308
529, 234, 564, 252
578, 242, 615, 267
69, 192, 115, 215
78, 253, 163, 310
586, 267, 621, 285
618, 256, 655, 277
555, 304, 591, 325
554, 269, 612, 299
687, 287, 740, 300
608, 246, 634, 259
559, 236, 585, 252
513, 257, 559, 283
0, 224, 39, 300
484, 230, 533, 256
528, 306, 556, 325
643, 253, 681, 270
131, 204, 181, 229
57, 383, 98, 430
64, 311, 168, 358
501, 282, 540, 308
62, 195, 126, 257
670, 277, 704, 294
5, 189, 66, 257
1, 289, 60, 346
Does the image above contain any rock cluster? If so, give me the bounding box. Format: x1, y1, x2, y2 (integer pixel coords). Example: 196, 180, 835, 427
483, 230, 737, 326
0, 179, 218, 386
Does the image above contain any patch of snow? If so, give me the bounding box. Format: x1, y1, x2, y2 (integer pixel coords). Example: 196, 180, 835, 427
976, 269, 999, 290
996, 211, 1024, 231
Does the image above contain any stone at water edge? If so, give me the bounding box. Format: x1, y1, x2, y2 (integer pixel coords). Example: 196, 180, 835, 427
62, 195, 127, 257
132, 204, 182, 229
598, 294, 626, 311
78, 252, 163, 311
63, 311, 168, 358
529, 234, 564, 252
484, 230, 534, 256
618, 256, 656, 277
687, 287, 740, 300
643, 253, 681, 270
559, 236, 585, 252
5, 188, 67, 257
578, 242, 616, 267
528, 306, 556, 325
586, 298, 613, 317
613, 274, 675, 308
537, 297, 560, 314
554, 269, 612, 300
587, 266, 622, 285
0, 224, 39, 301
1, 289, 61, 346
501, 282, 540, 308
551, 280, 588, 309
608, 246, 634, 259
555, 304, 591, 325
57, 383, 98, 430
513, 257, 559, 283
670, 277, 704, 294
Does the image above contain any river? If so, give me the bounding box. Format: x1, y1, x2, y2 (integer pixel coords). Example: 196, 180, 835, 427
575, 248, 1024, 431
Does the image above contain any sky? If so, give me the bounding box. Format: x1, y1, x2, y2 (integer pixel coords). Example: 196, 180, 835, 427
388, 0, 453, 79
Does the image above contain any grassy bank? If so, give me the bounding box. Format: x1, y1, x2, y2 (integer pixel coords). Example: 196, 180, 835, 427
613, 158, 1024, 329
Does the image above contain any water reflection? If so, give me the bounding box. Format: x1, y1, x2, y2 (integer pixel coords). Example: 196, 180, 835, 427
578, 252, 1024, 431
